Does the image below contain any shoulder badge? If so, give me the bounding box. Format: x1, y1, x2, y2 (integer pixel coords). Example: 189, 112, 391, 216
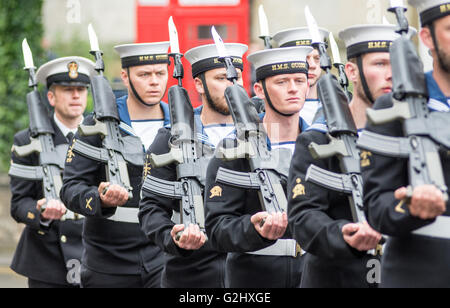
210, 186, 223, 199
68, 61, 79, 79
27, 212, 35, 220
292, 178, 306, 199
360, 151, 372, 167
395, 199, 406, 214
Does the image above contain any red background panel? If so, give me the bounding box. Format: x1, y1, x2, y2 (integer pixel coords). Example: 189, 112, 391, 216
136, 0, 250, 107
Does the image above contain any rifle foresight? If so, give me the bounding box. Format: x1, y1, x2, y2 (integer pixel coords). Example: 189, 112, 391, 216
219, 57, 239, 83
389, 5, 409, 34
170, 53, 184, 83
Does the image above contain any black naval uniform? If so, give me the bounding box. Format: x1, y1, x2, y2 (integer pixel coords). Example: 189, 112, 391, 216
139, 125, 227, 288
10, 118, 83, 288
204, 121, 307, 288
287, 126, 379, 288
60, 97, 166, 288
362, 72, 450, 287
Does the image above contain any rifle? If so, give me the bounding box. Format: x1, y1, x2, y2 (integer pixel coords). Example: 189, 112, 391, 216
212, 27, 290, 221
141, 17, 208, 240
357, 1, 449, 202
9, 39, 69, 226
71, 24, 141, 200
303, 7, 366, 224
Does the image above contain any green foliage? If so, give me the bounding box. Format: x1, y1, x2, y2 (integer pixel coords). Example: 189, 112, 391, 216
0, 0, 45, 171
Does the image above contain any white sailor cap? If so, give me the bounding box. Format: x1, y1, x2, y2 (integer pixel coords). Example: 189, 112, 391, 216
36, 56, 96, 88
247, 46, 312, 81
272, 27, 330, 48
185, 43, 248, 78
339, 24, 417, 59
114, 42, 170, 68
409, 0, 450, 26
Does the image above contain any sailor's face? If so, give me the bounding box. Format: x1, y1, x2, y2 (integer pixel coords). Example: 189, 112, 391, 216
125, 64, 169, 104
48, 85, 88, 120
259, 73, 308, 115
306, 49, 322, 87
361, 52, 392, 101
199, 67, 243, 115
434, 15, 450, 72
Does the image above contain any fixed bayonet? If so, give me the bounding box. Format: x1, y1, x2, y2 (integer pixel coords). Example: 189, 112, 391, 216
302, 6, 368, 225
212, 27, 289, 218
258, 5, 272, 49
358, 2, 449, 202
329, 32, 351, 101
142, 17, 207, 240
9, 39, 63, 221
73, 24, 136, 200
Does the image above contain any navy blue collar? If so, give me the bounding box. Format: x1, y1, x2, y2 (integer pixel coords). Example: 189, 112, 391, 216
260, 113, 309, 150
425, 71, 450, 112
259, 113, 309, 132
116, 95, 171, 135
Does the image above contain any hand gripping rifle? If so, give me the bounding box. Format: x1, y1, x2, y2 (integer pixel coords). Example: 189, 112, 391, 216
71, 24, 142, 200
141, 17, 208, 240
212, 27, 291, 220
9, 39, 67, 225
357, 1, 449, 202
303, 7, 367, 224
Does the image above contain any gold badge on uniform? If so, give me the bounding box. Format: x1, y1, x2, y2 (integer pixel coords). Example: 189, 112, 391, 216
86, 197, 93, 211
67, 61, 79, 79
360, 151, 372, 167
27, 212, 35, 220
143, 155, 151, 177
395, 199, 406, 214
292, 178, 306, 199
210, 186, 222, 199
66, 139, 76, 163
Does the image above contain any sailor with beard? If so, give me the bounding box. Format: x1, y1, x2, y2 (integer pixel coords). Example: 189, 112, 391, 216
272, 27, 330, 126
287, 24, 412, 288
138, 43, 247, 288
361, 0, 450, 287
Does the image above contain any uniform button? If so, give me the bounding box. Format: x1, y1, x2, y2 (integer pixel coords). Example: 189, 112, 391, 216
61, 235, 67, 243
38, 231, 45, 236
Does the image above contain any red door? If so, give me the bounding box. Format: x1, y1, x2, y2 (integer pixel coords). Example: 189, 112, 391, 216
136, 0, 250, 107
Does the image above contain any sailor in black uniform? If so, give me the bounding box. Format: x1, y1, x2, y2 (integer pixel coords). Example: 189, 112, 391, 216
361, 0, 450, 287
204, 46, 311, 288
60, 42, 171, 288
287, 24, 409, 288
138, 43, 247, 288
10, 56, 95, 288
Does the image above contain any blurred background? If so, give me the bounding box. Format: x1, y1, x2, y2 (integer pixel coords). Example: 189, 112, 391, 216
0, 0, 431, 287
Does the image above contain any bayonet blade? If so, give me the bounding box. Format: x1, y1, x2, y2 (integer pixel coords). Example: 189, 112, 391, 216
88, 23, 100, 52
211, 26, 228, 58
383, 15, 391, 25
305, 6, 322, 44
329, 33, 342, 65
22, 39, 35, 69
258, 5, 270, 38
168, 16, 180, 54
